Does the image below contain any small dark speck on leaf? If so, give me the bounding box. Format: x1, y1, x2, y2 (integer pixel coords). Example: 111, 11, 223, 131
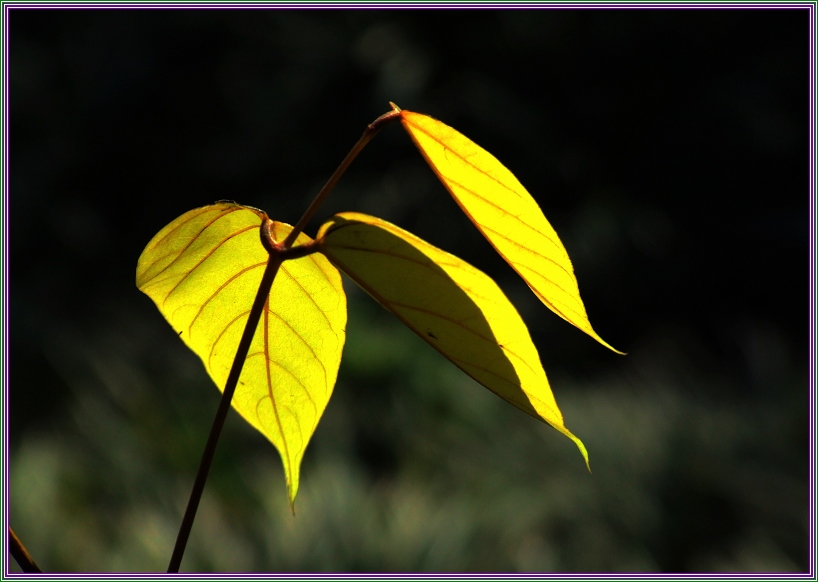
427, 331, 438, 339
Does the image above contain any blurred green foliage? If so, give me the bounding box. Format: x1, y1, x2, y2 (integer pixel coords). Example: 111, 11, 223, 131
9, 284, 808, 572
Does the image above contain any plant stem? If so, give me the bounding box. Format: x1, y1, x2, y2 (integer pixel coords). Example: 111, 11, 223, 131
281, 104, 402, 248
167, 105, 399, 572
9, 527, 41, 573
167, 248, 282, 573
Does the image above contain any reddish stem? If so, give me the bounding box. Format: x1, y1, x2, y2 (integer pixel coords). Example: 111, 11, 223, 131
9, 527, 41, 573
167, 105, 400, 572
281, 104, 401, 249
168, 243, 282, 573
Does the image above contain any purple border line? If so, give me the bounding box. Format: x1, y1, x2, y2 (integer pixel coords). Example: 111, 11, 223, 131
0, 575, 811, 580
807, 0, 812, 554
5, 0, 11, 570
1, 1, 815, 580
808, 5, 815, 581
3, 0, 8, 572
1, 1, 817, 8
808, 6, 818, 576
0, 1, 814, 580
3, 0, 10, 578
0, 577, 813, 581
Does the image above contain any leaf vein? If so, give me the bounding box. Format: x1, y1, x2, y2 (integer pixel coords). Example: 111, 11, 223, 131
264, 308, 329, 391
207, 309, 251, 373
149, 205, 244, 290
406, 120, 525, 201
187, 261, 267, 337
279, 266, 334, 328
262, 300, 292, 479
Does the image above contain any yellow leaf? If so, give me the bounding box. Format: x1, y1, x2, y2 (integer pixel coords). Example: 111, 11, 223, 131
317, 212, 589, 469
399, 109, 622, 354
136, 202, 347, 506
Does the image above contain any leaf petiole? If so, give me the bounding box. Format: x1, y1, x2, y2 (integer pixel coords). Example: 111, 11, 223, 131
261, 219, 321, 260
281, 103, 401, 249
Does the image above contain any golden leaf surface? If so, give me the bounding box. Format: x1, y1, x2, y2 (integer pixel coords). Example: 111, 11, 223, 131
317, 212, 589, 468
136, 202, 347, 506
399, 109, 622, 354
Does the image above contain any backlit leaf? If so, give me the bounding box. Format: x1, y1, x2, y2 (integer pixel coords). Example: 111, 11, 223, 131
136, 202, 346, 506
317, 212, 589, 468
399, 109, 622, 354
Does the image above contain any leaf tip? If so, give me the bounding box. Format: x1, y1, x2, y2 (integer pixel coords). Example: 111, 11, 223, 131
604, 343, 627, 357
559, 427, 590, 473
287, 482, 299, 516
602, 340, 627, 356
587, 328, 626, 356
574, 436, 591, 473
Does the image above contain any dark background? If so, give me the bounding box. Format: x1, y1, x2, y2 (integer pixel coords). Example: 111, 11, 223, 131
7, 8, 811, 573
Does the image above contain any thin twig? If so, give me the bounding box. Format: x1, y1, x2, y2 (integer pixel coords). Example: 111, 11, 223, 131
9, 527, 42, 573
167, 249, 282, 573
281, 104, 402, 248
167, 105, 400, 572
